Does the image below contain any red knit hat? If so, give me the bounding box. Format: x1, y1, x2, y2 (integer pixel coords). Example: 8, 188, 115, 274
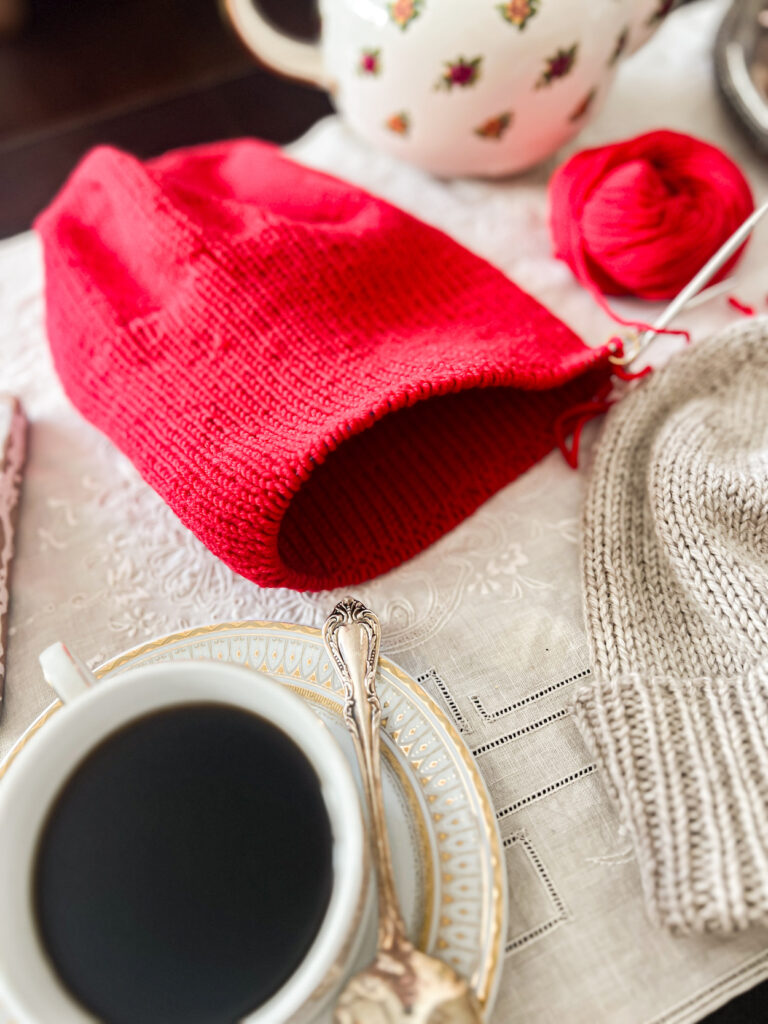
36, 140, 611, 591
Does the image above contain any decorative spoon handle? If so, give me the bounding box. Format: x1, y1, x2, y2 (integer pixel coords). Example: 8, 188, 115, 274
323, 597, 408, 952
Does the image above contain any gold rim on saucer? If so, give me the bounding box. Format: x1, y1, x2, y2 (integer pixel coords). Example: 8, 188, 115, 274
0, 619, 506, 1013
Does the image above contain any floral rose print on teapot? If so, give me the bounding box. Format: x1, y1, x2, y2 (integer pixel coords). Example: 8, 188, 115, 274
389, 0, 423, 30
385, 110, 411, 134
535, 44, 579, 88
435, 56, 483, 91
609, 26, 630, 66
475, 112, 513, 140
498, 0, 539, 30
358, 48, 381, 76
569, 89, 597, 123
223, 0, 679, 177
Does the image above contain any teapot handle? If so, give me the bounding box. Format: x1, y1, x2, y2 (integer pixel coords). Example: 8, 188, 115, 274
221, 0, 327, 88
39, 643, 98, 704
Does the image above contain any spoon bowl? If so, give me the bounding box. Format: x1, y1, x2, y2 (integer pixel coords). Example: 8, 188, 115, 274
323, 597, 483, 1024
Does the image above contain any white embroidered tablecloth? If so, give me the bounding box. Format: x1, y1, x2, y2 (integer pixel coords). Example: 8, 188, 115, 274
3, 1, 768, 1021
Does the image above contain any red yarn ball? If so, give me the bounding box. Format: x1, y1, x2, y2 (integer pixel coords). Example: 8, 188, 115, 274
549, 130, 754, 301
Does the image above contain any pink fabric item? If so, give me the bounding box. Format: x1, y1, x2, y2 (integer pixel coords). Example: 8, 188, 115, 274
36, 139, 612, 591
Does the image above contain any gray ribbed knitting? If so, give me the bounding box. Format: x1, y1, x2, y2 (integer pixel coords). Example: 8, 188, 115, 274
573, 318, 768, 935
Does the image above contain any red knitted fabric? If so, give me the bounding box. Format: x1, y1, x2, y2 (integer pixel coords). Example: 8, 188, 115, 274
36, 140, 611, 591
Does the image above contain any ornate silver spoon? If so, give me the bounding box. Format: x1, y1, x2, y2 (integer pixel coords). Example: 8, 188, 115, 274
323, 597, 482, 1024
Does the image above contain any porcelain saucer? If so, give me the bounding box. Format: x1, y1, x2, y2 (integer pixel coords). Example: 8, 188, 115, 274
0, 619, 506, 1022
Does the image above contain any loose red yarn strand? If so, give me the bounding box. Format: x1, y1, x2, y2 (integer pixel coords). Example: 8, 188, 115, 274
554, 399, 615, 469
572, 246, 692, 346
555, 344, 652, 468
554, 379, 615, 470
610, 355, 653, 382
727, 295, 756, 316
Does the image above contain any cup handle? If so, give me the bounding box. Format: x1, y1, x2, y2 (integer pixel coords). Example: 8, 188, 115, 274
39, 642, 98, 704
221, 0, 326, 88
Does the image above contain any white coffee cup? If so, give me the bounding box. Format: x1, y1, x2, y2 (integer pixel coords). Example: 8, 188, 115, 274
0, 644, 368, 1024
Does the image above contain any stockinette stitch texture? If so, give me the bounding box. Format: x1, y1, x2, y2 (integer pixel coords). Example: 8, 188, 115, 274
36, 139, 611, 591
573, 318, 768, 935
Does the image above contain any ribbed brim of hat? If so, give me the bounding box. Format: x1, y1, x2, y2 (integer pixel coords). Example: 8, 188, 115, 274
574, 669, 768, 933
574, 318, 768, 934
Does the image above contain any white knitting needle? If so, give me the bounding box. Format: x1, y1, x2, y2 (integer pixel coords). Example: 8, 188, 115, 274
610, 198, 768, 366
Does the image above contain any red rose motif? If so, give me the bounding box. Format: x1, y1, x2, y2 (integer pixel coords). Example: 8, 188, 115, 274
359, 48, 381, 75
435, 56, 482, 91
536, 44, 578, 88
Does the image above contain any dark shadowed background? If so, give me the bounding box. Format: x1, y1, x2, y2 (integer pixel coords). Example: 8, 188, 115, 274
0, 0, 331, 238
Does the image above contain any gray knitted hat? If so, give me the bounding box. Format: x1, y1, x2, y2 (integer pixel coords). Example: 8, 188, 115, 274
573, 318, 768, 935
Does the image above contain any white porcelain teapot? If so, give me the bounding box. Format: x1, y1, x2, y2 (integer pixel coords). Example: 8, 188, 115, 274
223, 0, 676, 177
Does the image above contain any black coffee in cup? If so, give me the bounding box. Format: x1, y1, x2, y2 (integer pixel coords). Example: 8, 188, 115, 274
33, 702, 334, 1024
